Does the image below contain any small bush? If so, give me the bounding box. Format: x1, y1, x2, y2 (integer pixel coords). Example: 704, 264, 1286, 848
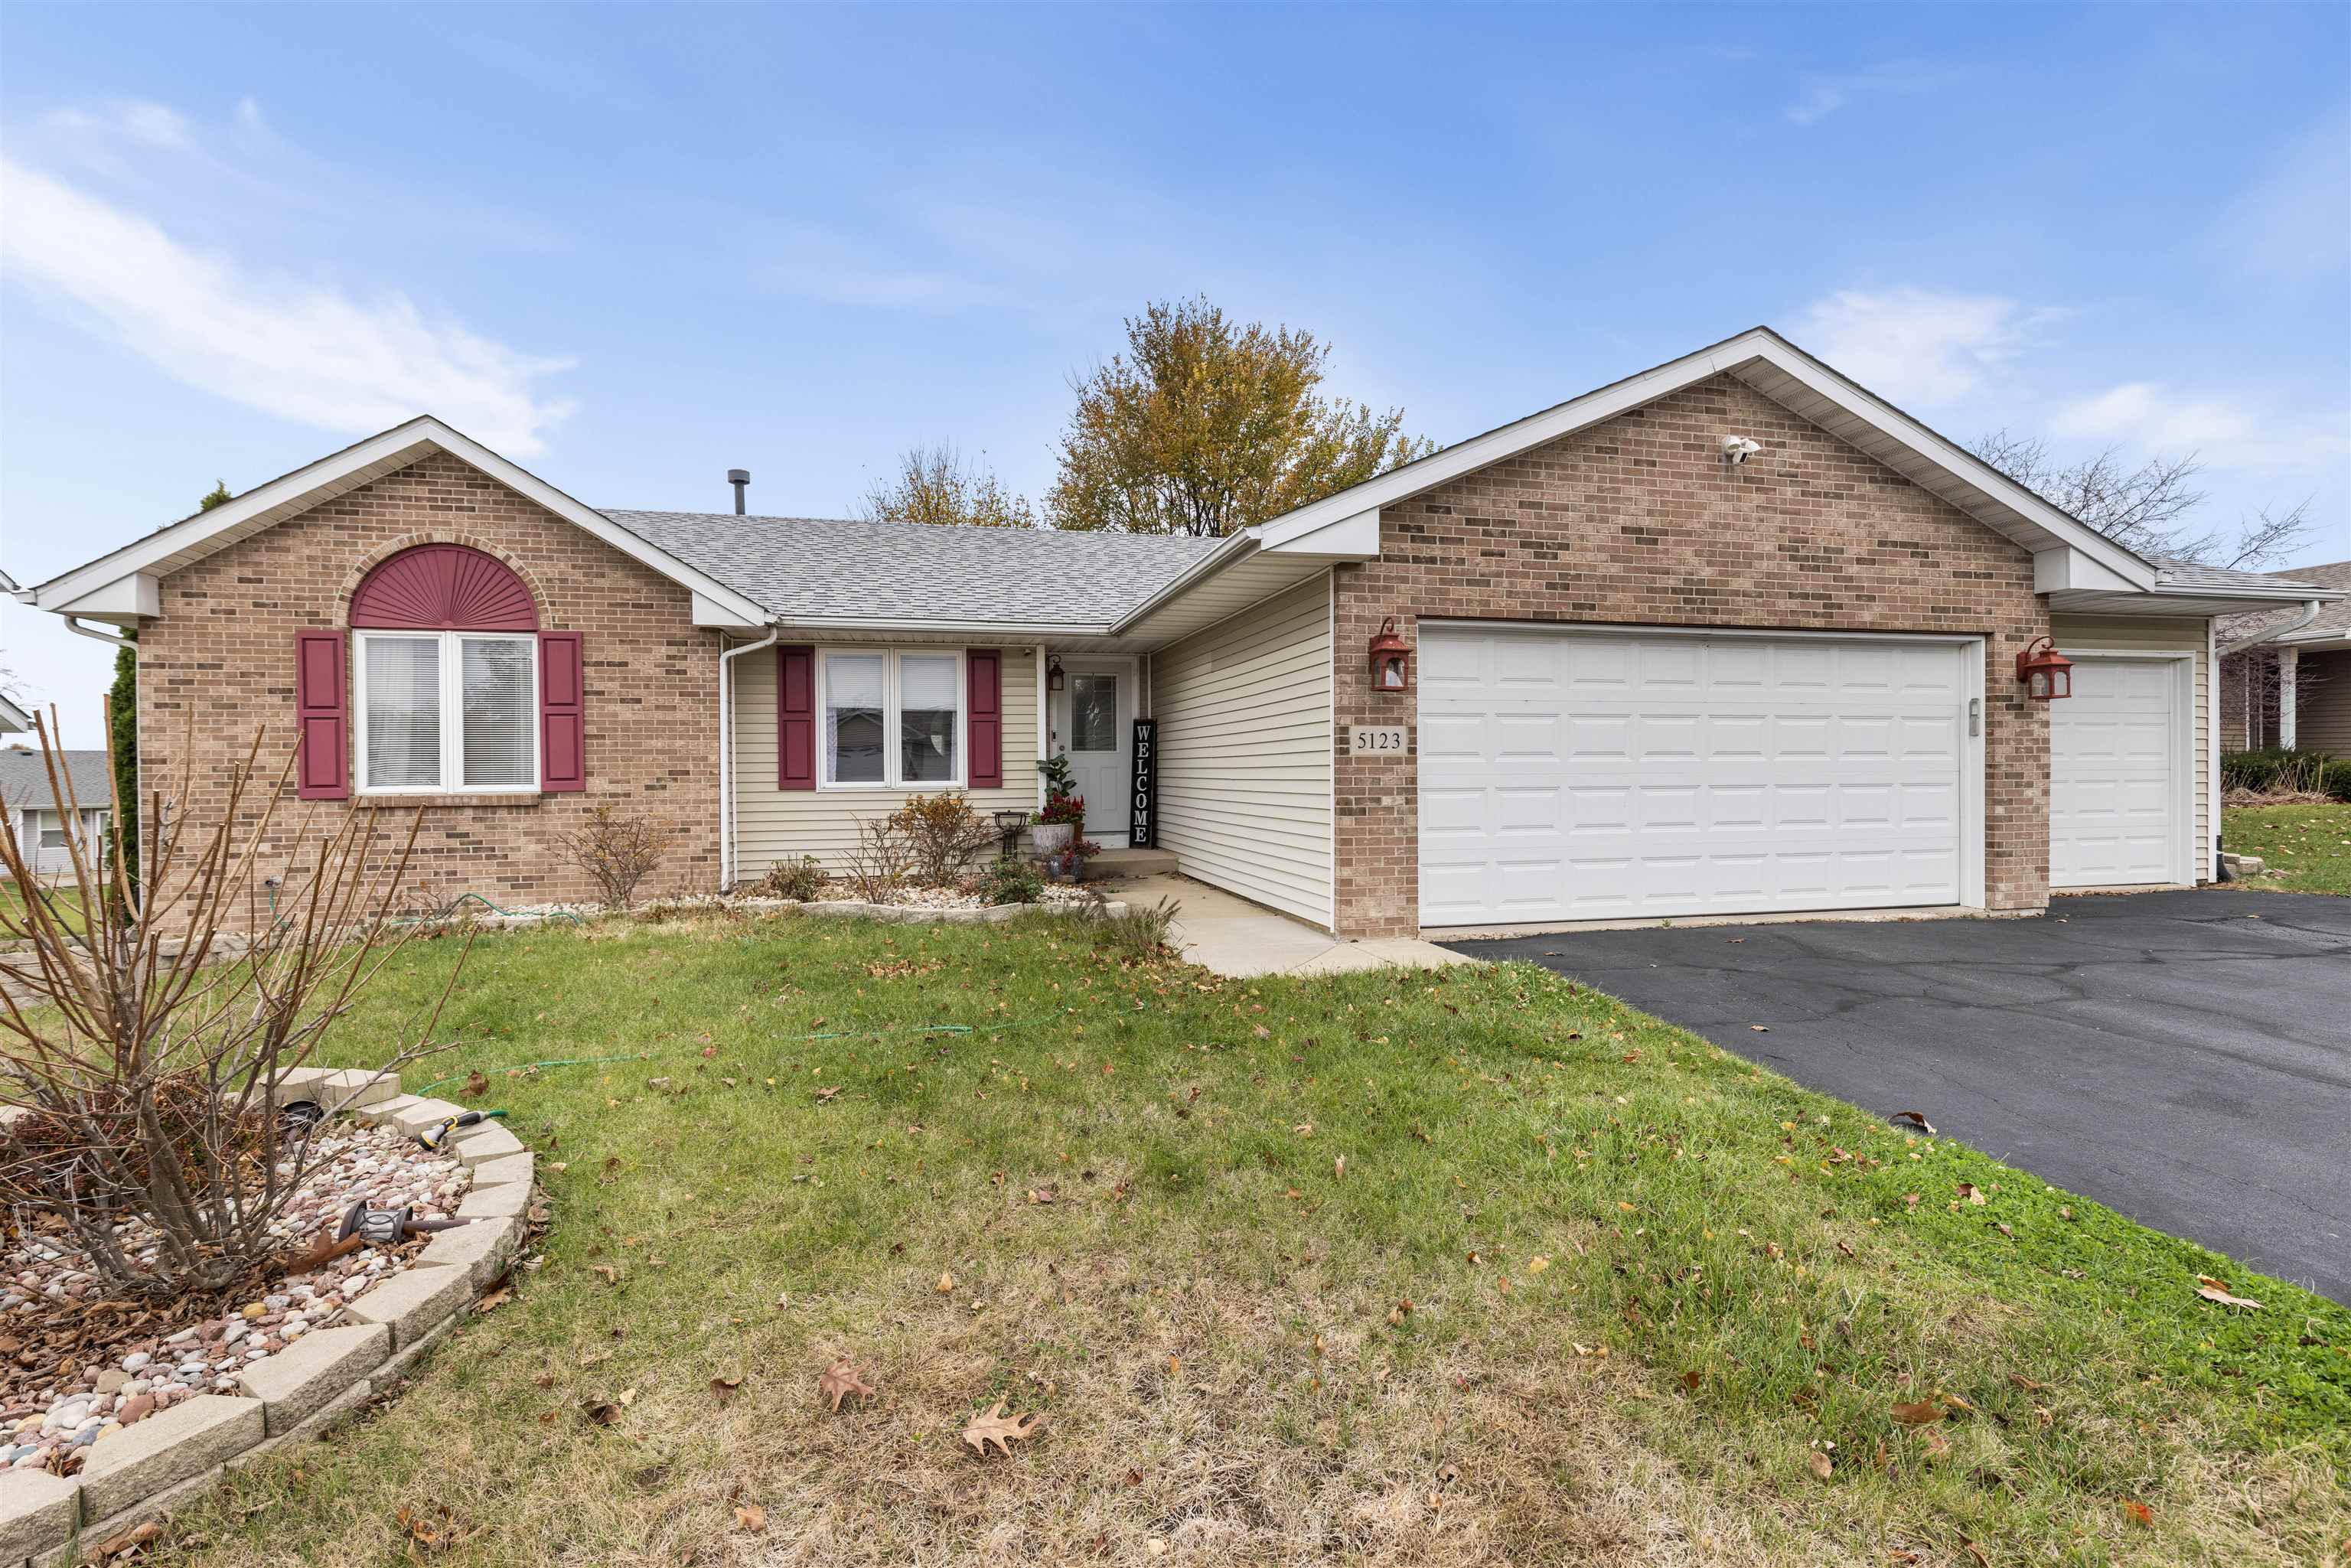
980, 855, 1045, 906
2222, 748, 2351, 803
557, 803, 677, 909
844, 815, 915, 903
755, 856, 825, 901
1089, 894, 1182, 963
887, 792, 1000, 886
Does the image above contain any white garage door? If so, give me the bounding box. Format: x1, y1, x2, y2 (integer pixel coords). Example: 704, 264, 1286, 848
2049, 656, 2185, 888
1418, 626, 1973, 926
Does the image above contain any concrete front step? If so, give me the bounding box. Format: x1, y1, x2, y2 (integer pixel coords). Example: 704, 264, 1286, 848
1079, 848, 1177, 882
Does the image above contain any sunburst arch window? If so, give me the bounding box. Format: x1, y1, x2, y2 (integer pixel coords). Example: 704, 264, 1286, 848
348, 546, 541, 793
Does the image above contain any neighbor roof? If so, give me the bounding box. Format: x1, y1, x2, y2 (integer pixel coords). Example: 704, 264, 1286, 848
2216, 559, 2351, 648
600, 511, 1221, 628
0, 748, 112, 813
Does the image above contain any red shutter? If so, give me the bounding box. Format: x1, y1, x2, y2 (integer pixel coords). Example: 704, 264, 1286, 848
294, 631, 349, 800
539, 631, 585, 792
967, 650, 1003, 789
778, 645, 816, 790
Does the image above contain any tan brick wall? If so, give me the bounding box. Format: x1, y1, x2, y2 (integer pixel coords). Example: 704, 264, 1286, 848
138, 451, 722, 921
1332, 374, 2052, 936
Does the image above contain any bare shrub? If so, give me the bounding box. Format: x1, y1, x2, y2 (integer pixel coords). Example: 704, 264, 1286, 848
754, 855, 825, 901
886, 792, 1000, 887
0, 716, 463, 1300
843, 815, 915, 903
556, 802, 676, 909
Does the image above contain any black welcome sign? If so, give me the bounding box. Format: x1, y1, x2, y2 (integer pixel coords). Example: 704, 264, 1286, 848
1129, 718, 1157, 849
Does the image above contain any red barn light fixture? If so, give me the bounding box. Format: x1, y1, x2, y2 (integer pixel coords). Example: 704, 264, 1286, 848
1368, 617, 1413, 693
2015, 637, 2072, 701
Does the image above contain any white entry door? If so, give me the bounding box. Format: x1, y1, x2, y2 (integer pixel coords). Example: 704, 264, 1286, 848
2049, 654, 2188, 888
1051, 660, 1132, 846
1418, 625, 1975, 926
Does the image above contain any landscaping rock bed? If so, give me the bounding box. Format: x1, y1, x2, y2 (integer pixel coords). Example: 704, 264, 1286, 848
0, 1070, 533, 1564
439, 888, 1126, 931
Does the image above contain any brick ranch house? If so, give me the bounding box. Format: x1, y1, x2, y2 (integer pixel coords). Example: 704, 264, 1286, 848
16, 328, 2340, 937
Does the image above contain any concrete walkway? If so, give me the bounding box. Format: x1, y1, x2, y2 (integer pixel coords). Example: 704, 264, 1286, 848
1108, 874, 1475, 978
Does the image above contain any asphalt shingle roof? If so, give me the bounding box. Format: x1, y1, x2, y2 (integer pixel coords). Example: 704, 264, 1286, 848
598, 511, 1223, 626
0, 748, 112, 813
2215, 559, 2351, 646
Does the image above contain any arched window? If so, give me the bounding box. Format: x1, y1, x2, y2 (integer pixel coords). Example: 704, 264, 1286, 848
350, 546, 542, 794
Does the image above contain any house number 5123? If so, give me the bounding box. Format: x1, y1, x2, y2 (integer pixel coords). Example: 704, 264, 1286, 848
1349, 725, 1408, 755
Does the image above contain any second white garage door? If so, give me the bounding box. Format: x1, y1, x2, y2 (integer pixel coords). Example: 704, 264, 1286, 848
1418, 626, 1976, 926
2049, 654, 2188, 888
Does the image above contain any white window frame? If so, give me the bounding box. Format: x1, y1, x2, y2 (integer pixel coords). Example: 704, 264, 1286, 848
817, 647, 967, 791
353, 630, 540, 796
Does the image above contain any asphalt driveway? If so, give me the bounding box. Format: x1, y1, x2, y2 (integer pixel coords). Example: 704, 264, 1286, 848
1444, 889, 2351, 1303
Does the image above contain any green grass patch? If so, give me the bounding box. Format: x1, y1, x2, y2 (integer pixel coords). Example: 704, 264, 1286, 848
142, 911, 2345, 1566
2225, 802, 2351, 895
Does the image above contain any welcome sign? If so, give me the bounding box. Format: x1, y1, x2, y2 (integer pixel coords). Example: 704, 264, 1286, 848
1129, 718, 1157, 849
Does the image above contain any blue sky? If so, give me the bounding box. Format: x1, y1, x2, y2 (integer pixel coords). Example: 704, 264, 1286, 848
3, 1, 2346, 730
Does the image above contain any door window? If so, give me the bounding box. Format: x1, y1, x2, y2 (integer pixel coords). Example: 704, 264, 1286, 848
1070, 674, 1118, 752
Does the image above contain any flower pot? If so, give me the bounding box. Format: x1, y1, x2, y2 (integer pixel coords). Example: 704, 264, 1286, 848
1031, 823, 1074, 858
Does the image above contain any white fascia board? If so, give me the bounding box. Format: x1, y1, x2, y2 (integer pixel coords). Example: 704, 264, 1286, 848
2033, 548, 2140, 595
28, 416, 775, 630
1251, 327, 2159, 592
770, 614, 1110, 637
52, 572, 161, 621
1262, 507, 1381, 557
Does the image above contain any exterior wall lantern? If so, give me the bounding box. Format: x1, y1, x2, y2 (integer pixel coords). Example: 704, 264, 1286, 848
1368, 617, 1413, 693
1046, 655, 1065, 693
2015, 637, 2073, 701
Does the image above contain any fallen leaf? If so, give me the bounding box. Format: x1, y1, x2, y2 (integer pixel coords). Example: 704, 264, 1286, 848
1807, 1449, 1833, 1481
1890, 1401, 1944, 1426
1956, 1182, 1987, 1206
961, 1400, 1045, 1456
709, 1373, 743, 1402
2196, 1275, 2263, 1310
2121, 1500, 2154, 1527
819, 1358, 875, 1412
1681, 1370, 1702, 1392
1749, 1024, 1770, 1032
937, 1271, 956, 1295
92, 1520, 165, 1560
476, 1286, 513, 1314
735, 1503, 768, 1533
1889, 1110, 1935, 1134
2007, 1374, 2050, 1392
579, 1398, 623, 1426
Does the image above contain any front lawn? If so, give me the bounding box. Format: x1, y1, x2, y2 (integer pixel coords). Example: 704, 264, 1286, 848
152, 913, 2346, 1566
2224, 802, 2351, 895
0, 878, 87, 934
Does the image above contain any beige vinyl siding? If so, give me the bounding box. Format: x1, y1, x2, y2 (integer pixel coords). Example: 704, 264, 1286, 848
2049, 614, 2210, 878
732, 645, 1042, 878
1149, 575, 1334, 927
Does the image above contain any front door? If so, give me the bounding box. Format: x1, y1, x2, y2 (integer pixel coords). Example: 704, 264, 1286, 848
1051, 660, 1132, 846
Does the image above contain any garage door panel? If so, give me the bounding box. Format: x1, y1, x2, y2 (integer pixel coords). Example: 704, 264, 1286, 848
1419, 627, 1972, 925
2050, 655, 2183, 888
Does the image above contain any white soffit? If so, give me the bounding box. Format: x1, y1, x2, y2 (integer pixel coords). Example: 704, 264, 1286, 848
1254, 328, 2158, 592
24, 417, 774, 631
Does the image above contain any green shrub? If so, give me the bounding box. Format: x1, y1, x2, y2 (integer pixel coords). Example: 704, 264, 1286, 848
980, 855, 1045, 907
2222, 748, 2351, 801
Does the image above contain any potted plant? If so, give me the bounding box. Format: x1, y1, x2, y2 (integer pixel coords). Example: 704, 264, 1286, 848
1032, 755, 1084, 859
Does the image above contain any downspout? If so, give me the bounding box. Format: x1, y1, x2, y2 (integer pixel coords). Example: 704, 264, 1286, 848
2216, 599, 2321, 658
717, 628, 779, 891
63, 616, 133, 650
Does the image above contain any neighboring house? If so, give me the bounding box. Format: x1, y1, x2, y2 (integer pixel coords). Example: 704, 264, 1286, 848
2216, 559, 2351, 755
14, 328, 2342, 934
0, 746, 110, 879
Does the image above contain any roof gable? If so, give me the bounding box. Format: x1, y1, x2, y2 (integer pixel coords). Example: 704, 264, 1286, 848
19, 418, 771, 630
1257, 327, 2160, 592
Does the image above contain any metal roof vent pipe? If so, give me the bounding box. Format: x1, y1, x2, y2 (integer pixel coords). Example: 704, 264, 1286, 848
728, 468, 750, 516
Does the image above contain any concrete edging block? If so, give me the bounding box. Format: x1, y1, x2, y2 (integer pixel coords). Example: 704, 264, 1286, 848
0, 1469, 80, 1563
77, 1394, 263, 1522
455, 1182, 530, 1221
344, 1263, 473, 1350
466, 1152, 533, 1188
234, 1325, 389, 1436
378, 1097, 468, 1138
448, 1123, 525, 1166
417, 1215, 517, 1289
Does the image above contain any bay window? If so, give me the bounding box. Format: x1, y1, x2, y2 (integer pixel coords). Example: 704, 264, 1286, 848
820, 649, 963, 787
354, 631, 538, 794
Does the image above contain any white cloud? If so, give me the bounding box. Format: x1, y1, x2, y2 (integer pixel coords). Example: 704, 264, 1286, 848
2051, 381, 2349, 478
1784, 67, 1961, 127
0, 158, 575, 454
1792, 287, 2049, 406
